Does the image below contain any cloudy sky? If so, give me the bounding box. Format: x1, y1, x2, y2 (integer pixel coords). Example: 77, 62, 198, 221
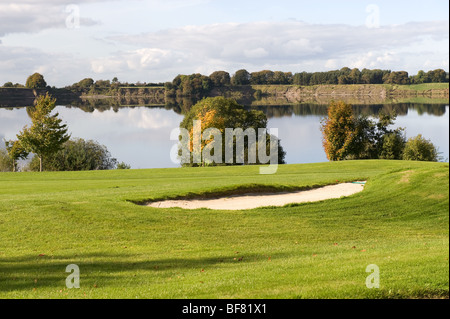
0, 0, 448, 87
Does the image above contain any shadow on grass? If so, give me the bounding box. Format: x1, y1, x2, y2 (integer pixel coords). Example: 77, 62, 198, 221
0, 251, 285, 292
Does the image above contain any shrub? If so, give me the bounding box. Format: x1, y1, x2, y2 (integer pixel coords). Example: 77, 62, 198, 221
0, 149, 13, 172
402, 134, 439, 162
27, 138, 118, 171
116, 162, 131, 169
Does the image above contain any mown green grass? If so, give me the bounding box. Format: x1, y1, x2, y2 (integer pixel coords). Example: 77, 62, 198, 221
0, 160, 448, 299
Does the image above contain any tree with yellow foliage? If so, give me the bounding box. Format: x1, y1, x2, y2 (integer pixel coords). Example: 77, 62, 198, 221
180, 97, 285, 166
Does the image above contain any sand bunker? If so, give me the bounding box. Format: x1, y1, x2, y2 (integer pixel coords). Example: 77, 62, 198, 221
148, 182, 366, 210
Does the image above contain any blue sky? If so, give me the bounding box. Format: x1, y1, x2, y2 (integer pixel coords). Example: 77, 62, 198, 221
0, 0, 448, 87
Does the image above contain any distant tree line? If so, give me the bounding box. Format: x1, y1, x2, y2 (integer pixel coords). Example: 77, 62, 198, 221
229, 68, 448, 86
2, 73, 48, 89
2, 68, 448, 94
165, 73, 212, 97
65, 77, 165, 95
164, 68, 448, 97
2, 82, 26, 88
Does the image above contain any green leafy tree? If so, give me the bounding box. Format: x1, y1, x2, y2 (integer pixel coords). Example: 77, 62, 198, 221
209, 71, 231, 87
3, 82, 14, 88
293, 72, 312, 86
17, 93, 70, 172
25, 73, 47, 89
231, 69, 251, 85
412, 70, 428, 84
95, 79, 111, 88
353, 112, 405, 159
428, 69, 447, 83
349, 68, 361, 84
383, 71, 410, 84
273, 71, 293, 84
360, 69, 385, 84
310, 72, 328, 85
250, 70, 275, 85
338, 75, 350, 85
4, 140, 29, 172
77, 78, 94, 90
169, 73, 211, 96
379, 132, 406, 160
402, 134, 439, 162
339, 67, 351, 75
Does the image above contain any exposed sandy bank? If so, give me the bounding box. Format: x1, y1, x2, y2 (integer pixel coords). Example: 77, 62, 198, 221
148, 182, 366, 210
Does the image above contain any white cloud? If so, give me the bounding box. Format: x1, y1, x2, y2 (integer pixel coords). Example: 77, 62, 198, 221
347, 51, 399, 70
91, 48, 186, 76
0, 0, 213, 38
244, 48, 269, 59
91, 58, 124, 74
0, 45, 91, 86
0, 0, 117, 37
100, 20, 448, 77
129, 48, 176, 69
325, 59, 338, 69
1, 19, 448, 86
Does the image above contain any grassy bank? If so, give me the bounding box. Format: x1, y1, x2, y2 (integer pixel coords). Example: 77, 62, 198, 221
389, 83, 449, 91
251, 83, 449, 95
0, 160, 448, 299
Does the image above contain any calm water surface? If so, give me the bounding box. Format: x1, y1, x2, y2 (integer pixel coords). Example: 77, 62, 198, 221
0, 104, 448, 169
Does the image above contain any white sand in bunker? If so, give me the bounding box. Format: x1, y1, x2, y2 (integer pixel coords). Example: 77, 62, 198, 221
148, 182, 366, 210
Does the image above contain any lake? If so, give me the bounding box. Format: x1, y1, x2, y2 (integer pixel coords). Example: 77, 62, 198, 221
0, 102, 448, 169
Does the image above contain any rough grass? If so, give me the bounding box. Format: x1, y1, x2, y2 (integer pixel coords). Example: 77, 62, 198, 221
0, 160, 448, 299
392, 83, 449, 91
